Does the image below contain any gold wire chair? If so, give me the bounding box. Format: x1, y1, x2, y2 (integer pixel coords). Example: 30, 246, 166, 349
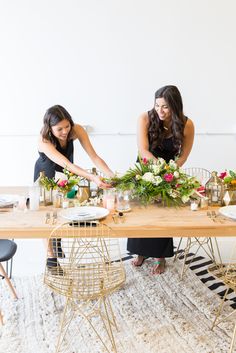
174, 168, 222, 279
183, 167, 211, 185
44, 221, 126, 353
210, 244, 236, 353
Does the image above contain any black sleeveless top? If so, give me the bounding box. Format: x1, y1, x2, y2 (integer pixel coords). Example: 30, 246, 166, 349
149, 137, 178, 162
34, 139, 74, 181
148, 113, 188, 162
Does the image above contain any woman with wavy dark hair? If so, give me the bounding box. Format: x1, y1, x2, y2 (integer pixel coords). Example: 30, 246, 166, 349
34, 105, 114, 272
34, 105, 113, 183
127, 85, 194, 275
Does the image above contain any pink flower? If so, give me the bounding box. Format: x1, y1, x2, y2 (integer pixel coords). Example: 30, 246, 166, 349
164, 173, 174, 182
142, 157, 148, 165
175, 183, 181, 188
57, 179, 68, 188
219, 172, 227, 179
197, 185, 205, 195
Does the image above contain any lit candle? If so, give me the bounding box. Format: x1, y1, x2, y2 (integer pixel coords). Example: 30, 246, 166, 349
190, 200, 198, 211
62, 200, 69, 209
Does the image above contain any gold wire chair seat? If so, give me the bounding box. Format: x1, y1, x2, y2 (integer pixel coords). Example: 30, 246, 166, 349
44, 221, 126, 353
45, 261, 125, 300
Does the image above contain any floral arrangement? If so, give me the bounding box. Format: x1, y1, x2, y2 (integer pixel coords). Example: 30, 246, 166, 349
40, 168, 80, 194
110, 157, 200, 206
219, 170, 236, 189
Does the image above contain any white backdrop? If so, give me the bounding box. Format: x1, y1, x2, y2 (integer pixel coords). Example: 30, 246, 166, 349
0, 0, 236, 185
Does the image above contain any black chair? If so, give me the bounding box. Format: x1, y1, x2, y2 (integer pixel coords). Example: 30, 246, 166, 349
0, 239, 18, 299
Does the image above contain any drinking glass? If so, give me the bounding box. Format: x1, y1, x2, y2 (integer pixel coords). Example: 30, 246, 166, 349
13, 195, 27, 212
190, 199, 199, 211
116, 190, 131, 212
29, 185, 40, 211
103, 189, 116, 210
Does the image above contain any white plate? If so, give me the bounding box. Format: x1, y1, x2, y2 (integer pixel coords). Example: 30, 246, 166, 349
219, 205, 236, 220
0, 194, 19, 207
61, 206, 109, 221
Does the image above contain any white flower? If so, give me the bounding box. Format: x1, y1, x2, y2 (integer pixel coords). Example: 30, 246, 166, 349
142, 172, 155, 183
136, 174, 142, 180
168, 190, 178, 198
174, 171, 179, 178
151, 164, 161, 175
154, 176, 162, 185
169, 159, 177, 169
156, 158, 165, 167
181, 195, 190, 203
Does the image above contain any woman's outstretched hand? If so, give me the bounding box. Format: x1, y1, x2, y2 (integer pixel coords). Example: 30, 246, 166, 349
92, 175, 112, 189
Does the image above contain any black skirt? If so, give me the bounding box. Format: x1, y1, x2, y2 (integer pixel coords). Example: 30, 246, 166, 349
127, 238, 174, 258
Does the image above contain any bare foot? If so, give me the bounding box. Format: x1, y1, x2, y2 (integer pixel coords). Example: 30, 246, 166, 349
151, 258, 166, 275
132, 255, 146, 267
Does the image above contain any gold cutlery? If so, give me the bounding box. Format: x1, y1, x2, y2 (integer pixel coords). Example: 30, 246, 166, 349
52, 211, 57, 224
45, 212, 50, 224
207, 211, 216, 222
207, 210, 224, 223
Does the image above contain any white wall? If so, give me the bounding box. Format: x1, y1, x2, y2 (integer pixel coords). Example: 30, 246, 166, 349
0, 0, 236, 184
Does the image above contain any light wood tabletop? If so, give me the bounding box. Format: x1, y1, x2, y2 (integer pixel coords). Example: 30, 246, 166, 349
0, 186, 236, 238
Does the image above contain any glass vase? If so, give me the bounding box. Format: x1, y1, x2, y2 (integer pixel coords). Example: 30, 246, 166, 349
44, 188, 53, 206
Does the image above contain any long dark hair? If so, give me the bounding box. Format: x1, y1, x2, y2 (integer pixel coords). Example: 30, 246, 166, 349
148, 85, 185, 152
41, 105, 75, 145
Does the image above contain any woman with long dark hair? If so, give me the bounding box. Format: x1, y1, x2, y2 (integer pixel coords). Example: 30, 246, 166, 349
127, 85, 194, 274
34, 104, 113, 183
34, 105, 114, 272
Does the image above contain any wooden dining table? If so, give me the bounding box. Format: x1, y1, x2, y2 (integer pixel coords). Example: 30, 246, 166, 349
0, 186, 236, 239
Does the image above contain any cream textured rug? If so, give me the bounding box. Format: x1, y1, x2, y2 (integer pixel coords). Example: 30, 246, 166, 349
0, 258, 235, 353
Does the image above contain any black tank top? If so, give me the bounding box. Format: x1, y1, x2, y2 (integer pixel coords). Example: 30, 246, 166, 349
148, 113, 188, 162
149, 137, 178, 162
33, 139, 74, 181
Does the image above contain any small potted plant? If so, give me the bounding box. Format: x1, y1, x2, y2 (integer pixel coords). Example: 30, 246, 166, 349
40, 168, 80, 207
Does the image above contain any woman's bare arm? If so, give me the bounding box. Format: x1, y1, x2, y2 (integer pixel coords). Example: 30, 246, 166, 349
176, 118, 195, 167
73, 124, 114, 177
38, 135, 110, 187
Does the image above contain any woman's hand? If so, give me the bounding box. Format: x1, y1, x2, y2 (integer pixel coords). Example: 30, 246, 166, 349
92, 175, 112, 189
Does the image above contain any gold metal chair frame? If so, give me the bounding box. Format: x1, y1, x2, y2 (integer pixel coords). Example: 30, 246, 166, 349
174, 237, 223, 280
210, 250, 236, 353
173, 168, 223, 279
44, 221, 126, 353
